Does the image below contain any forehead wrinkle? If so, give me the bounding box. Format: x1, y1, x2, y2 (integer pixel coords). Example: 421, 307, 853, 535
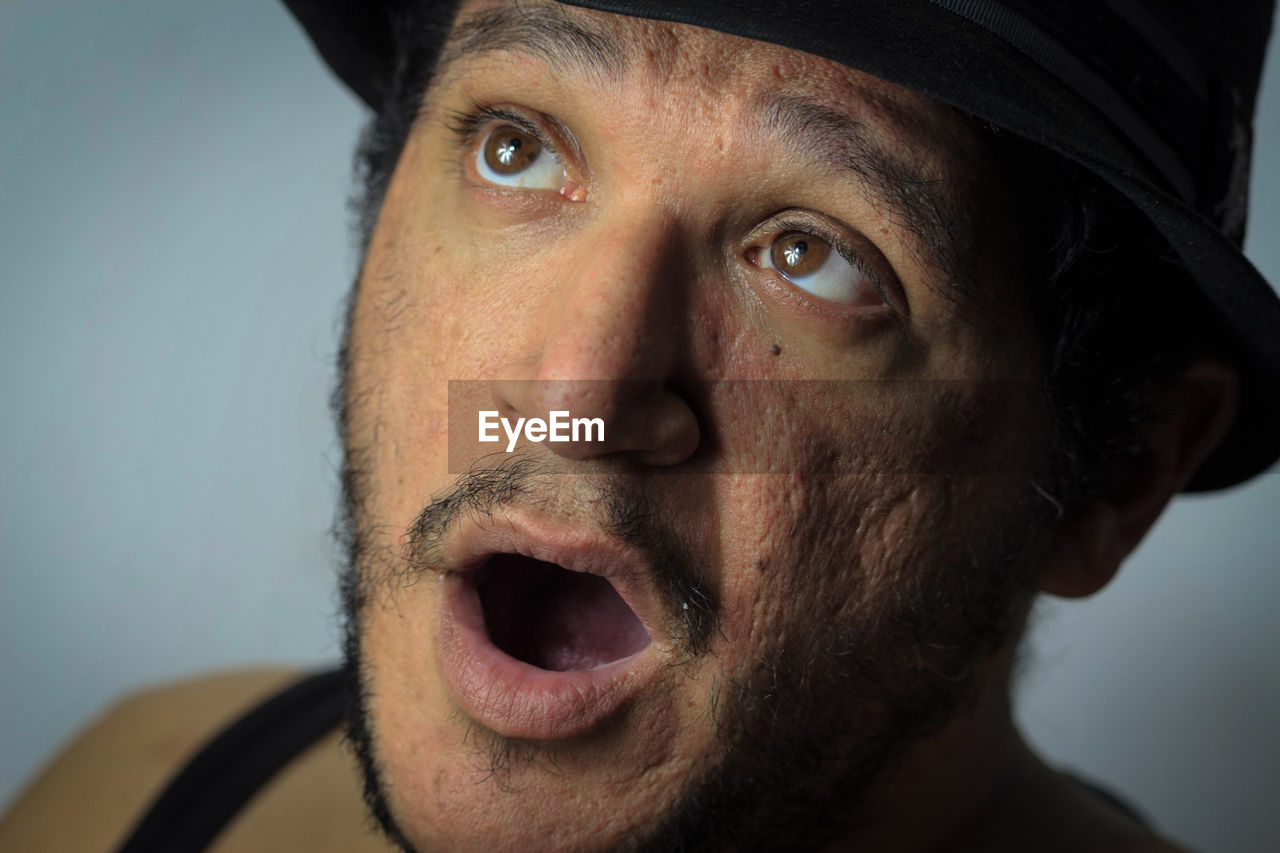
439, 1, 755, 101
436, 1, 626, 84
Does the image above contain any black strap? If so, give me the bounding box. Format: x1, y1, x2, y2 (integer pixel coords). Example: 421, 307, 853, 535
116, 667, 346, 853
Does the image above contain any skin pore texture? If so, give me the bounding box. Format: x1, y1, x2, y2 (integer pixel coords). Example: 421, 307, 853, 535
336, 2, 1191, 851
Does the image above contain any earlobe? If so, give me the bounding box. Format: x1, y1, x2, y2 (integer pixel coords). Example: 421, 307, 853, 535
1038, 504, 1120, 598
1038, 356, 1239, 599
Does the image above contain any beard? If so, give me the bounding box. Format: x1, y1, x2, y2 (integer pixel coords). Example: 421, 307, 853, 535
336, 448, 1049, 853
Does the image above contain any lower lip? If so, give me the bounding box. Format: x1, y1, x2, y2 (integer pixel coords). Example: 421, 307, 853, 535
436, 573, 653, 740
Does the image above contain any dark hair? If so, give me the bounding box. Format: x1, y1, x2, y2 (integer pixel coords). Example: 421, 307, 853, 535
348, 7, 1219, 513
348, 2, 460, 252
990, 130, 1221, 510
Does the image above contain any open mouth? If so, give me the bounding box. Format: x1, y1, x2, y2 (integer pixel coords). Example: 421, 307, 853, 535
476, 553, 652, 672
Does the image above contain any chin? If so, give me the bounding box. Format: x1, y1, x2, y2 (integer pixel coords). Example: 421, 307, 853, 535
352, 634, 722, 852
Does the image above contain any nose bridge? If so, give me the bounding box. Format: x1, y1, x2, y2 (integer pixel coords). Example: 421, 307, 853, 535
491, 200, 701, 465
535, 203, 687, 388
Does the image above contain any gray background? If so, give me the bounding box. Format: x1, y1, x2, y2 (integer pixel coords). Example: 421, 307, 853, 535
1, 2, 1276, 850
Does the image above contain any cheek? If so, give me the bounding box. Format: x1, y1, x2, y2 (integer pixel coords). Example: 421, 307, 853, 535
709, 472, 903, 650
705, 376, 1046, 655
348, 172, 538, 530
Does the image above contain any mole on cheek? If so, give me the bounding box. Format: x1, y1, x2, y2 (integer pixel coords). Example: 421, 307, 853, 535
770, 344, 782, 356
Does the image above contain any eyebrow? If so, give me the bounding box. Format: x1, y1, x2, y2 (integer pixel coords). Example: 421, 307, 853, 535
435, 3, 977, 301
758, 95, 968, 290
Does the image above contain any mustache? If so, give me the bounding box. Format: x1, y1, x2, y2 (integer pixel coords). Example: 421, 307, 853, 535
405, 452, 720, 658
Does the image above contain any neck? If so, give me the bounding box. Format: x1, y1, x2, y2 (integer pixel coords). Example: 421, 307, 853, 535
821, 644, 1025, 852
816, 637, 1164, 853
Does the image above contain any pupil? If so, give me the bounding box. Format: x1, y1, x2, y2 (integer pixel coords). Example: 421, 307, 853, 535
497, 137, 521, 165
484, 127, 541, 175
783, 240, 808, 268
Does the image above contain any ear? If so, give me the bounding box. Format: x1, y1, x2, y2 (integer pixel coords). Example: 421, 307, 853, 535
1039, 356, 1239, 598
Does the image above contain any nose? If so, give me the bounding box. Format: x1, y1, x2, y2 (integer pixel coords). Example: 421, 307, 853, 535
491, 215, 700, 465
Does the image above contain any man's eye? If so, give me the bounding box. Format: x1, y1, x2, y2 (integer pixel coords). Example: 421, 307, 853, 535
758, 231, 884, 307
475, 125, 567, 189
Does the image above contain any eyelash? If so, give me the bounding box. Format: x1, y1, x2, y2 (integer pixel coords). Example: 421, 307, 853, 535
444, 103, 563, 163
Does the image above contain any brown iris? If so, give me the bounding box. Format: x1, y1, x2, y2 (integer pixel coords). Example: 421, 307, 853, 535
483, 126, 542, 175
770, 231, 831, 277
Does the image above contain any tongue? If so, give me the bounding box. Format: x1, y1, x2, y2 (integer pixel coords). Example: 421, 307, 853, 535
479, 554, 651, 671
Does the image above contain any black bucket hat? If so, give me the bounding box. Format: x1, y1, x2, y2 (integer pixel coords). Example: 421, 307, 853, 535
284, 0, 1279, 491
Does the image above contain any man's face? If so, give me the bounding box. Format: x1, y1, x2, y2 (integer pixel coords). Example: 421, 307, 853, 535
341, 1, 1057, 849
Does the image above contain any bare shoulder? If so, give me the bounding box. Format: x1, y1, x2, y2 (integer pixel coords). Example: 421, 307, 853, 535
0, 668, 389, 852
1051, 769, 1193, 853
941, 743, 1195, 853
